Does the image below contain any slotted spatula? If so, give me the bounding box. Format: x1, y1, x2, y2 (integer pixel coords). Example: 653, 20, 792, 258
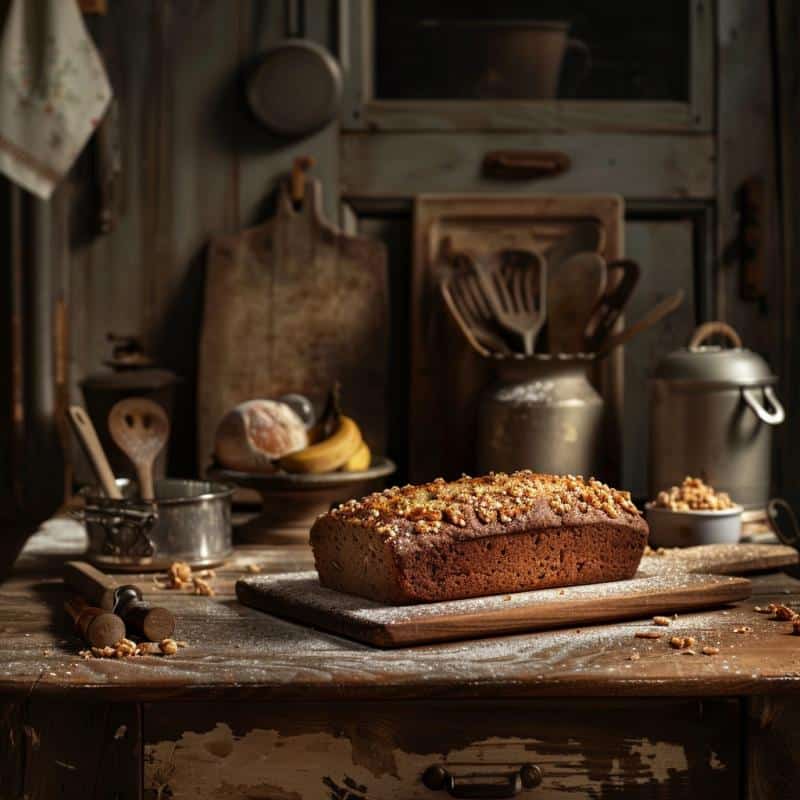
473, 250, 547, 355
441, 254, 513, 355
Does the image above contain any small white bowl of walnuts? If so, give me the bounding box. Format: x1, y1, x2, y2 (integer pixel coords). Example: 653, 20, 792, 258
645, 477, 743, 548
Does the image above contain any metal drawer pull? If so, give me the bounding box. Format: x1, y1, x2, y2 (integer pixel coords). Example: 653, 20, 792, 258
422, 764, 542, 797
482, 150, 570, 180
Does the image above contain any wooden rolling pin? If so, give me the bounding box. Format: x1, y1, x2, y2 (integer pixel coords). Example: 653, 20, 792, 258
64, 561, 175, 642
64, 595, 125, 649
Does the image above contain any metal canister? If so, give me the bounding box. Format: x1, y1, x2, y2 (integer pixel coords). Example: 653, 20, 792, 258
649, 322, 785, 509
476, 354, 604, 477
80, 478, 233, 571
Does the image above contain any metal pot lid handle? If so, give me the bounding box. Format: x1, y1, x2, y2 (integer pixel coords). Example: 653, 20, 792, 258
689, 321, 742, 349
743, 386, 786, 425
767, 498, 800, 550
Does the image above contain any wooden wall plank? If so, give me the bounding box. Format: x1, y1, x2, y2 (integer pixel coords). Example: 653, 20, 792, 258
65, 0, 344, 480
716, 3, 781, 368
775, 0, 800, 504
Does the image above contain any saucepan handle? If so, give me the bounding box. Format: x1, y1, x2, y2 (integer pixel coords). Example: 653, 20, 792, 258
743, 386, 785, 426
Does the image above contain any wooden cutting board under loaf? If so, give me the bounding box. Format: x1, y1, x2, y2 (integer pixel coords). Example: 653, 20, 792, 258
197, 179, 388, 473
235, 544, 797, 648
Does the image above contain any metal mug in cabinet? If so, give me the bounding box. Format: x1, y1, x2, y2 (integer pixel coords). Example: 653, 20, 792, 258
649, 322, 785, 509
477, 353, 604, 477
79, 478, 233, 571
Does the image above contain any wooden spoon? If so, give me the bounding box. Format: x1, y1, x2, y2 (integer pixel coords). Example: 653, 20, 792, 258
67, 406, 122, 499
548, 251, 607, 353
108, 398, 169, 501
545, 221, 606, 273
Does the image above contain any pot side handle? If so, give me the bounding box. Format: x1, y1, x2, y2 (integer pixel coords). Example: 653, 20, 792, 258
743, 386, 785, 425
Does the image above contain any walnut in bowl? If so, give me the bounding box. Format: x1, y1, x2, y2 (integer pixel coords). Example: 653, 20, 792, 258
646, 477, 743, 548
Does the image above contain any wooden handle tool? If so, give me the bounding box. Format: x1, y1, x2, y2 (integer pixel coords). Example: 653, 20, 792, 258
67, 406, 122, 499
64, 595, 125, 649
64, 561, 175, 642
107, 397, 169, 501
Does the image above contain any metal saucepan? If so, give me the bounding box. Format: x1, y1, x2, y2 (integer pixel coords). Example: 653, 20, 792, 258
78, 478, 233, 571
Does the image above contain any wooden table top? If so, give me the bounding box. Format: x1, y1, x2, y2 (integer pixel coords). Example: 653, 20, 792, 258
3, 519, 800, 702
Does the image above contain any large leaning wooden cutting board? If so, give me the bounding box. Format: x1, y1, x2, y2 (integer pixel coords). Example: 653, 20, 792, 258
197, 179, 388, 472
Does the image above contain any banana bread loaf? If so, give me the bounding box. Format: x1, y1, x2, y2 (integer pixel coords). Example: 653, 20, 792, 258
310, 471, 648, 604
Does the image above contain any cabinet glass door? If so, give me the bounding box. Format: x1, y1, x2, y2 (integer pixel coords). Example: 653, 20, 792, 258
341, 0, 712, 132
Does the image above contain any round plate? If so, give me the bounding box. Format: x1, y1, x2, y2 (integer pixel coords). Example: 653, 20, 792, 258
210, 456, 396, 492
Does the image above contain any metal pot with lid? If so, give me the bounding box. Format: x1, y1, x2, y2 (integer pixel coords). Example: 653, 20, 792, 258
649, 322, 785, 509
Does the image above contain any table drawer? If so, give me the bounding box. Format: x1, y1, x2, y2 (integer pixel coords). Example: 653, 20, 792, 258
144, 699, 740, 798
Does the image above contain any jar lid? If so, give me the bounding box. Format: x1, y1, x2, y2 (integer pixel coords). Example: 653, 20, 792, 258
653, 322, 776, 386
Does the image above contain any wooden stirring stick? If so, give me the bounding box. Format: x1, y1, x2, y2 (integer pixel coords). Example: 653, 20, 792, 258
67, 406, 122, 499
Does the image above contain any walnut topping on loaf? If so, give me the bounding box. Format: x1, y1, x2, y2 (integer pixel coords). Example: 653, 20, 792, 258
329, 471, 641, 538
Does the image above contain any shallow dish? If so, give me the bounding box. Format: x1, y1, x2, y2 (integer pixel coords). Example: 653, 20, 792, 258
209, 457, 396, 544
645, 502, 743, 548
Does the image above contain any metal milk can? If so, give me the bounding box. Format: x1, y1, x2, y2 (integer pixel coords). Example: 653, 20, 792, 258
649, 322, 785, 509
477, 354, 604, 477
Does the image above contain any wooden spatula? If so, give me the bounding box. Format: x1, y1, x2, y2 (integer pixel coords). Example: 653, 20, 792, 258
67, 406, 122, 499
108, 398, 169, 501
548, 251, 607, 353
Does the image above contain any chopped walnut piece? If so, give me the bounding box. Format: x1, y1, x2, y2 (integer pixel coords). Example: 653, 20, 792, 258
652, 616, 671, 627
670, 636, 696, 650
167, 561, 192, 588
773, 605, 797, 621
702, 646, 720, 655
635, 631, 663, 640
159, 639, 178, 655
192, 577, 215, 597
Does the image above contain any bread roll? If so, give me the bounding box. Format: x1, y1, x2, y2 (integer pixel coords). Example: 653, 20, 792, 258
214, 400, 308, 473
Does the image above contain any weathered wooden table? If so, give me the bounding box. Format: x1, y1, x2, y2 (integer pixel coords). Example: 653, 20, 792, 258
2, 520, 800, 799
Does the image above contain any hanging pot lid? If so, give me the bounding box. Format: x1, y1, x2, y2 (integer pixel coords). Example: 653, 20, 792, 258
653, 321, 777, 386
247, 39, 342, 138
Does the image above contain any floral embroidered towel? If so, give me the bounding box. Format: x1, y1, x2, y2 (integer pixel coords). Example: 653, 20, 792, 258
0, 0, 112, 199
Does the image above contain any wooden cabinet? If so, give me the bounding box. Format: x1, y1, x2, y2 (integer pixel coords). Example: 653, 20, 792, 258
335, 0, 777, 492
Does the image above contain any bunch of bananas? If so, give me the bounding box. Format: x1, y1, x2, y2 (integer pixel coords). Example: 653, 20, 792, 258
279, 384, 370, 474
279, 415, 369, 474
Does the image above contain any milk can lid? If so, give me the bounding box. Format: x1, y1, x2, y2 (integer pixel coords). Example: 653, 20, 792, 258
653, 322, 776, 386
